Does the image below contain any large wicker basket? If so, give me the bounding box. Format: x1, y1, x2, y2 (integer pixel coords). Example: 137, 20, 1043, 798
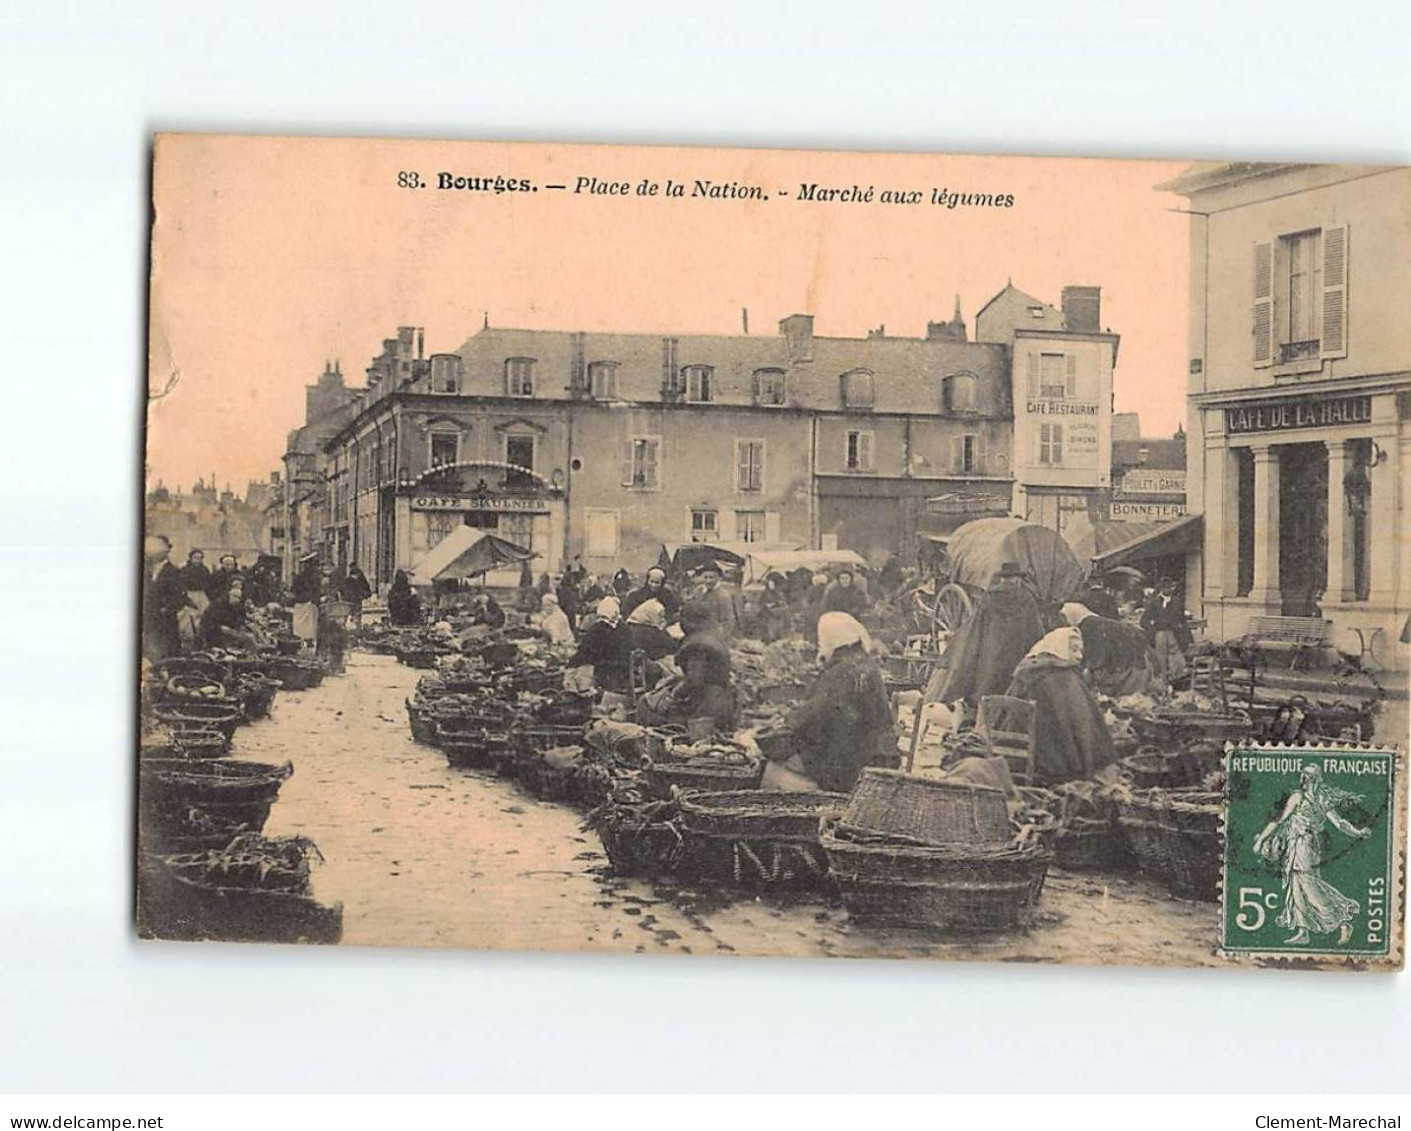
821, 821, 1051, 932
841, 769, 1012, 847
139, 759, 291, 852
138, 856, 342, 944
152, 702, 244, 741
644, 753, 765, 799
1115, 789, 1221, 901
676, 790, 847, 889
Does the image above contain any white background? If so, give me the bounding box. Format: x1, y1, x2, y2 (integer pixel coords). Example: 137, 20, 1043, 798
1, 0, 1408, 1095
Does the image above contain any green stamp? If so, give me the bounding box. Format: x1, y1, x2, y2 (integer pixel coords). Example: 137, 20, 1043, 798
1223, 744, 1399, 960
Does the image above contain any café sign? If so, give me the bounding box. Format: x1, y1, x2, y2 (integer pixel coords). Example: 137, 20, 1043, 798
1225, 394, 1372, 435
412, 494, 547, 513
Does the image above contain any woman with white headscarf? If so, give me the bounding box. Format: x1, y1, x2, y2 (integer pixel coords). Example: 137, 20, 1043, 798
570, 596, 631, 692
780, 612, 896, 792
535, 591, 574, 646
625, 598, 678, 662
1060, 601, 1154, 697
1005, 627, 1118, 786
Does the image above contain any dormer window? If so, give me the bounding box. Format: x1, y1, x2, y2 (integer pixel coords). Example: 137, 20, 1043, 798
588, 360, 619, 399
429, 354, 460, 394
943, 371, 979, 414
841, 369, 875, 410
505, 357, 535, 397
1028, 305, 1046, 319
683, 365, 714, 403
754, 368, 786, 407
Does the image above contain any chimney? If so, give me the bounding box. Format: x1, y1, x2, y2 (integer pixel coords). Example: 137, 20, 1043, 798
1061, 286, 1101, 334
742, 307, 749, 335
779, 313, 814, 362
417, 327, 425, 359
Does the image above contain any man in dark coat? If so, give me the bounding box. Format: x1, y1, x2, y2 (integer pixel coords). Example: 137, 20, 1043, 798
342, 564, 373, 624
1062, 602, 1153, 696
681, 566, 740, 640
556, 574, 582, 630
1077, 580, 1120, 621
142, 534, 187, 660
933, 560, 1045, 709
179, 549, 213, 597
822, 568, 869, 618
208, 553, 242, 602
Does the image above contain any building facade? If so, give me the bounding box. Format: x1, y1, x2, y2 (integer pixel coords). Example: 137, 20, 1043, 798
282, 281, 1119, 591
975, 284, 1119, 535
1166, 162, 1411, 668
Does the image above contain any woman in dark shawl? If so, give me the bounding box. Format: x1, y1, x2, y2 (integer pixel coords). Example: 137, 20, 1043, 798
1006, 627, 1118, 787
784, 612, 896, 792
386, 569, 423, 626
636, 630, 736, 734
933, 561, 1045, 709
1061, 602, 1154, 697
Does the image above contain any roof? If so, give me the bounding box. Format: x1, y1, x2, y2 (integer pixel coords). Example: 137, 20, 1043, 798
1154, 162, 1313, 197
973, 282, 1054, 324
1090, 515, 1203, 569
1112, 438, 1187, 471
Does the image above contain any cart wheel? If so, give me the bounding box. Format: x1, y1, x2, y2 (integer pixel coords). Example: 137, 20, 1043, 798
931, 583, 973, 648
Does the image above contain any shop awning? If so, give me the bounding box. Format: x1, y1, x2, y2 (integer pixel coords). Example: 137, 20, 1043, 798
410, 526, 536, 585
926, 491, 1012, 517
1091, 514, 1203, 570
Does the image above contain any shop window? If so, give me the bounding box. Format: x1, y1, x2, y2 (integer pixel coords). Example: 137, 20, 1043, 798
845, 430, 874, 472
504, 434, 535, 489
1038, 423, 1064, 466
736, 439, 764, 493
621, 437, 661, 490
754, 368, 787, 407
841, 369, 875, 409
429, 431, 460, 468
690, 508, 719, 542
1236, 448, 1255, 597
505, 357, 535, 397
736, 510, 766, 544
500, 513, 534, 553
588, 361, 619, 399
684, 365, 714, 403
426, 512, 461, 548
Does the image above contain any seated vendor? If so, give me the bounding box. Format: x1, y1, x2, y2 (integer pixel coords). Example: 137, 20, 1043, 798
635, 630, 736, 734
1005, 627, 1118, 787
201, 579, 255, 649
780, 612, 896, 793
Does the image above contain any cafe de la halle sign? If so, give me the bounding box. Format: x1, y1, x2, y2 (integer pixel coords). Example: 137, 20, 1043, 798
1225, 393, 1373, 435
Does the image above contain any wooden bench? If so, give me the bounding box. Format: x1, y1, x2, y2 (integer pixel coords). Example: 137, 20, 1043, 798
1240, 615, 1332, 671
976, 695, 1035, 785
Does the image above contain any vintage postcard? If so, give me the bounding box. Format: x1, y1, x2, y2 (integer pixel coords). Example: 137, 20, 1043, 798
139, 133, 1407, 969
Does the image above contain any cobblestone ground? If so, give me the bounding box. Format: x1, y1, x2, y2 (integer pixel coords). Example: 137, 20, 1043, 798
232, 652, 1224, 965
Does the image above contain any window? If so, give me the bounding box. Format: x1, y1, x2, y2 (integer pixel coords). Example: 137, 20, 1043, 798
1039, 354, 1070, 399
944, 372, 978, 413
1028, 305, 1046, 319
1038, 423, 1064, 466
500, 513, 534, 553
736, 510, 766, 544
588, 361, 619, 399
754, 368, 786, 406
690, 508, 719, 542
736, 439, 764, 493
429, 431, 460, 468
505, 358, 535, 397
841, 369, 875, 409
426, 512, 461, 549
845, 430, 874, 472
621, 437, 661, 490
504, 435, 535, 489
953, 433, 983, 473
585, 509, 620, 557
684, 365, 714, 403
430, 355, 460, 394
1256, 226, 1348, 367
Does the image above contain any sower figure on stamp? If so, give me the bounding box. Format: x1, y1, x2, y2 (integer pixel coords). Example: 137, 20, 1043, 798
1253, 764, 1371, 946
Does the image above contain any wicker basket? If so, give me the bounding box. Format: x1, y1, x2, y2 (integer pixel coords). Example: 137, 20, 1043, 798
502, 665, 565, 695
532, 690, 599, 728
585, 801, 684, 877
516, 745, 584, 803
644, 753, 765, 800
406, 698, 437, 746
1053, 815, 1129, 872
676, 790, 847, 889
752, 726, 801, 764
1120, 750, 1187, 790
237, 675, 279, 720
138, 857, 342, 944
821, 821, 1051, 932
263, 657, 326, 690
152, 702, 244, 741
1157, 790, 1222, 901
842, 769, 1012, 847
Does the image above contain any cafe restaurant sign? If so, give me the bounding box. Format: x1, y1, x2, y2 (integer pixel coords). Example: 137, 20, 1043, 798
1225, 394, 1372, 435
412, 494, 547, 513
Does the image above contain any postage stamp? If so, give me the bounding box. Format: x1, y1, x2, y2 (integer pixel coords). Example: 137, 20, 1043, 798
1222, 743, 1402, 966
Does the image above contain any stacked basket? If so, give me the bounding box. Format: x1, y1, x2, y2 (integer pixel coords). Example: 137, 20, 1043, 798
1115, 787, 1222, 902
822, 769, 1052, 932
676, 790, 848, 891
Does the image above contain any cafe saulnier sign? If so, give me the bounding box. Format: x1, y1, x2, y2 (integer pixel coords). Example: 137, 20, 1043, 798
1225, 394, 1373, 435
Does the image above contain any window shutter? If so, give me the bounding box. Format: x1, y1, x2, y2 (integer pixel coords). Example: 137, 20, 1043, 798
941, 376, 953, 413
645, 440, 659, 488
1025, 354, 1039, 399
950, 436, 963, 472
1064, 355, 1077, 399
735, 441, 748, 491
976, 432, 987, 474
620, 441, 634, 487
1053, 425, 1064, 465
1253, 241, 1274, 367
859, 432, 873, 472
1321, 225, 1348, 359
755, 441, 765, 491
